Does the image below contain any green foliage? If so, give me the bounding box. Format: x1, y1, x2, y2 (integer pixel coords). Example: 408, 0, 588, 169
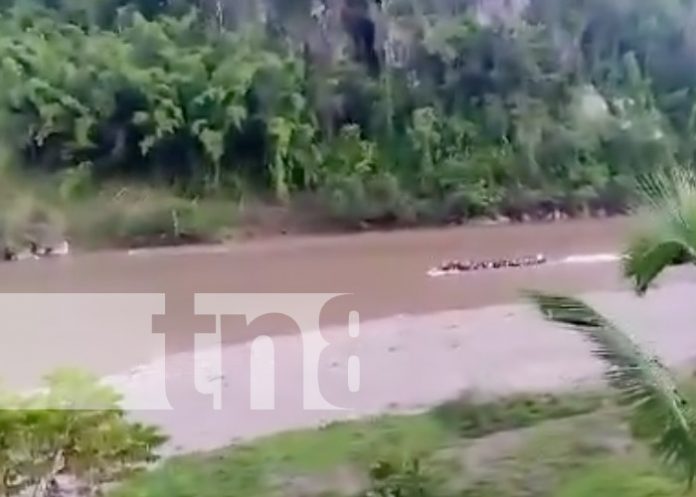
0, 369, 166, 496
551, 460, 684, 497
365, 459, 435, 497
114, 413, 450, 497
624, 167, 696, 293
432, 392, 603, 438
1, 0, 696, 229
114, 387, 624, 497
0, 168, 66, 249
63, 187, 236, 247
322, 173, 417, 227
58, 161, 93, 200
530, 292, 696, 487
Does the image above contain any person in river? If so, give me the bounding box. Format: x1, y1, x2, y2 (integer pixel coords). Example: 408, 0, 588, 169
455, 260, 471, 271
442, 259, 472, 272
435, 253, 548, 274
440, 260, 455, 271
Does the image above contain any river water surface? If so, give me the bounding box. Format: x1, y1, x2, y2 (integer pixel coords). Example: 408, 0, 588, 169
5, 217, 696, 450
0, 217, 643, 386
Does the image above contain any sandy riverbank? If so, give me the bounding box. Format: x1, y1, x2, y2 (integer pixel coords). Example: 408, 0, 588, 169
102, 274, 696, 453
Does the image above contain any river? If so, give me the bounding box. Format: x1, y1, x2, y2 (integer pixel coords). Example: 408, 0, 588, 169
4, 216, 696, 451
0, 217, 641, 385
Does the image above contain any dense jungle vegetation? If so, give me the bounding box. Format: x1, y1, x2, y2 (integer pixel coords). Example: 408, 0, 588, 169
1, 0, 695, 244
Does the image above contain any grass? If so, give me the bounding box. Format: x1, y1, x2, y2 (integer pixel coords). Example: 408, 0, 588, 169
431, 392, 604, 438
63, 187, 238, 248
111, 389, 694, 497
453, 407, 690, 497
554, 461, 685, 497
0, 165, 240, 250
113, 414, 450, 497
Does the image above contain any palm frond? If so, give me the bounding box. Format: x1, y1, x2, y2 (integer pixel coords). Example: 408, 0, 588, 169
528, 291, 696, 486
625, 167, 696, 293
623, 235, 690, 294
634, 167, 696, 231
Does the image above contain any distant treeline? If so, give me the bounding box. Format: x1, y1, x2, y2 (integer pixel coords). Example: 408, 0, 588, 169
0, 0, 694, 225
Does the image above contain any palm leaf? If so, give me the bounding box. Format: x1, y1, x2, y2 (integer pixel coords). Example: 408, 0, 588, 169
623, 235, 690, 294
624, 167, 696, 293
528, 291, 696, 486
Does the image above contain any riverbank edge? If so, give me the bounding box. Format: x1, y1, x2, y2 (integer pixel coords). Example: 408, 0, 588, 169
81, 204, 630, 255
100, 280, 696, 455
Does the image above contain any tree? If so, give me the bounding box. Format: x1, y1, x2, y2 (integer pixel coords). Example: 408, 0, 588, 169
529, 166, 696, 488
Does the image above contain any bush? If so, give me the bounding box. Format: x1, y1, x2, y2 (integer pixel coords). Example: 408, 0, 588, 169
0, 369, 166, 497
365, 459, 439, 497
322, 173, 417, 227
64, 188, 236, 247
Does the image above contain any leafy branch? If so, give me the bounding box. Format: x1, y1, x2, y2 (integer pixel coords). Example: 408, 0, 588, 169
529, 292, 696, 487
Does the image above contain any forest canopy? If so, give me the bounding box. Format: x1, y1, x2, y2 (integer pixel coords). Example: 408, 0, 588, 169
0, 0, 694, 225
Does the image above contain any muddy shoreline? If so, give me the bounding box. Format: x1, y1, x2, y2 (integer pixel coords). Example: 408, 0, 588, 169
106, 204, 631, 252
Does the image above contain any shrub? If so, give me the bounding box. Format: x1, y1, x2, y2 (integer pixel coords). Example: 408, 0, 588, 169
0, 369, 166, 497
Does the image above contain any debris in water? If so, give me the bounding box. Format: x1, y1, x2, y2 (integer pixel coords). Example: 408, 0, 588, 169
428, 253, 547, 276
1, 239, 70, 263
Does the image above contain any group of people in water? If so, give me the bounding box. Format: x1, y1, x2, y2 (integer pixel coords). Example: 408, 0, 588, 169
436, 253, 547, 273
2, 240, 70, 262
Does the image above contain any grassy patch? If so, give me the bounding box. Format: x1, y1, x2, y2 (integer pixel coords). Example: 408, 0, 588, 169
243, 415, 448, 471
431, 392, 604, 438
457, 410, 634, 496
64, 187, 237, 248
461, 453, 688, 497
113, 414, 449, 497
554, 460, 685, 497
113, 392, 612, 497
0, 166, 239, 249
113, 388, 696, 497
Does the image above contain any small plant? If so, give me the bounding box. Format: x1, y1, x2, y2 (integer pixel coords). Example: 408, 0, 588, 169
0, 369, 166, 497
365, 458, 433, 497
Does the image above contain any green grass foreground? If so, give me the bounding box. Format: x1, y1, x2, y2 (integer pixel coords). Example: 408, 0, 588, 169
112, 390, 692, 497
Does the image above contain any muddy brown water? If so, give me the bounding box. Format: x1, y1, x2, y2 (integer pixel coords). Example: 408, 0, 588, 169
0, 217, 674, 389
5, 216, 696, 451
